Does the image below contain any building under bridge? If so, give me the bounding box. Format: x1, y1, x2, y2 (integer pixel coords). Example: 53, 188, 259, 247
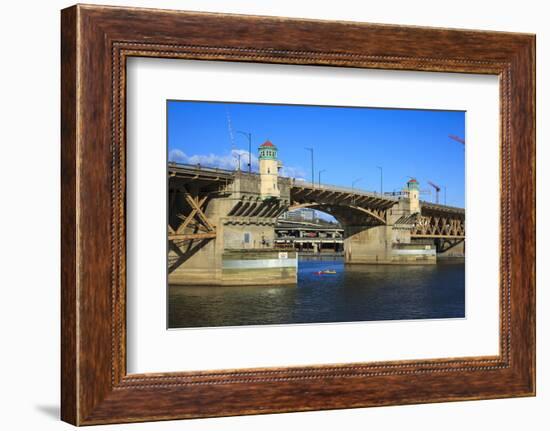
274, 218, 344, 254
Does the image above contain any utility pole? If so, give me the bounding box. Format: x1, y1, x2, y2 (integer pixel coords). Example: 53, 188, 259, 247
318, 169, 326, 187
305, 147, 314, 187
377, 166, 383, 195
236, 131, 252, 173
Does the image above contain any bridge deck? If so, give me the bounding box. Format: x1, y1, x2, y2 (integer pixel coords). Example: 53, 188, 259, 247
420, 201, 465, 215
168, 162, 465, 215
292, 180, 398, 207
168, 162, 235, 181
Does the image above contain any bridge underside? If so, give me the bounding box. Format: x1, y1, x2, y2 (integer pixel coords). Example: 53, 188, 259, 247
167, 171, 225, 284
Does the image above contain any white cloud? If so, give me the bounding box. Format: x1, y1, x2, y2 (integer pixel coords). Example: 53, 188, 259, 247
169, 147, 305, 179
231, 149, 259, 171
169, 148, 258, 171
168, 149, 186, 163
280, 165, 307, 180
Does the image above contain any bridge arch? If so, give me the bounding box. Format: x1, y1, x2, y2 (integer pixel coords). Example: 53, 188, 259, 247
279, 203, 390, 260
287, 202, 387, 226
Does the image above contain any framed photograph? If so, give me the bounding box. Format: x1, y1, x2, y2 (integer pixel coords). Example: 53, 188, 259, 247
61, 4, 535, 425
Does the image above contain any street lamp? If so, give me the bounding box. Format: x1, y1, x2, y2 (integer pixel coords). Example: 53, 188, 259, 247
318, 169, 327, 187
377, 166, 383, 196
305, 147, 314, 187
236, 130, 252, 173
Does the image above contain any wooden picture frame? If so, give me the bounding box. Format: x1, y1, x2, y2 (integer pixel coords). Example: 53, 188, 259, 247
61, 4, 535, 425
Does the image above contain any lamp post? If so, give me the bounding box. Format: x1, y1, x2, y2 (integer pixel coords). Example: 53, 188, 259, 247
236, 131, 252, 173
377, 166, 383, 196
305, 147, 314, 187
318, 169, 327, 187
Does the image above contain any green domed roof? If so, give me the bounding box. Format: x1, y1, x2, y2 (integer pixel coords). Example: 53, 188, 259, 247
407, 178, 420, 190
258, 140, 278, 160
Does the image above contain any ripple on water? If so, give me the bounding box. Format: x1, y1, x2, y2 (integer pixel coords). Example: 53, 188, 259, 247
168, 258, 465, 329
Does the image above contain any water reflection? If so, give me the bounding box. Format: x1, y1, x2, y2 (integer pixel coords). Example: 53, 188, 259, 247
168, 258, 465, 329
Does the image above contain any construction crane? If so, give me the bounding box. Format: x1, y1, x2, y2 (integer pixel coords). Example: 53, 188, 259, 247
427, 181, 441, 204
449, 134, 465, 145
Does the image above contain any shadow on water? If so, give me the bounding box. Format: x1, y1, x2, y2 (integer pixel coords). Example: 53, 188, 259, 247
169, 258, 465, 329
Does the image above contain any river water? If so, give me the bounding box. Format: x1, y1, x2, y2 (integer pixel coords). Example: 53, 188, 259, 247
168, 257, 465, 329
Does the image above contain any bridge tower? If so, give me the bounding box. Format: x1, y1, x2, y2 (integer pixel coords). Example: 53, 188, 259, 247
405, 178, 420, 213
258, 140, 281, 199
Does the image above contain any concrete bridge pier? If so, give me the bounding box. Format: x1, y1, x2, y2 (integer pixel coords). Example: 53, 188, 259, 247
344, 225, 392, 264
168, 192, 225, 285
340, 185, 439, 265
436, 238, 465, 258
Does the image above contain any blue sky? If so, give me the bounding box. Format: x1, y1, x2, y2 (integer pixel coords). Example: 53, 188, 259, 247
168, 100, 465, 207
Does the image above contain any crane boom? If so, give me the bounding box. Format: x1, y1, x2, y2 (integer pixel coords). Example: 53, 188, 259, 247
449, 134, 465, 145
427, 180, 441, 204
427, 181, 441, 192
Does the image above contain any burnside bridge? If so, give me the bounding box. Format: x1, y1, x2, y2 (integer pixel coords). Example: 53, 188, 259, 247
168, 158, 465, 287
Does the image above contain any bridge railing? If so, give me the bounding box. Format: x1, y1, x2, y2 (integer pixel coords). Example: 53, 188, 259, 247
419, 200, 466, 214
168, 162, 238, 176
292, 179, 397, 201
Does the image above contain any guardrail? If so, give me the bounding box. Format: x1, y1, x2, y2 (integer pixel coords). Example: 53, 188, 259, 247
292, 179, 397, 201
